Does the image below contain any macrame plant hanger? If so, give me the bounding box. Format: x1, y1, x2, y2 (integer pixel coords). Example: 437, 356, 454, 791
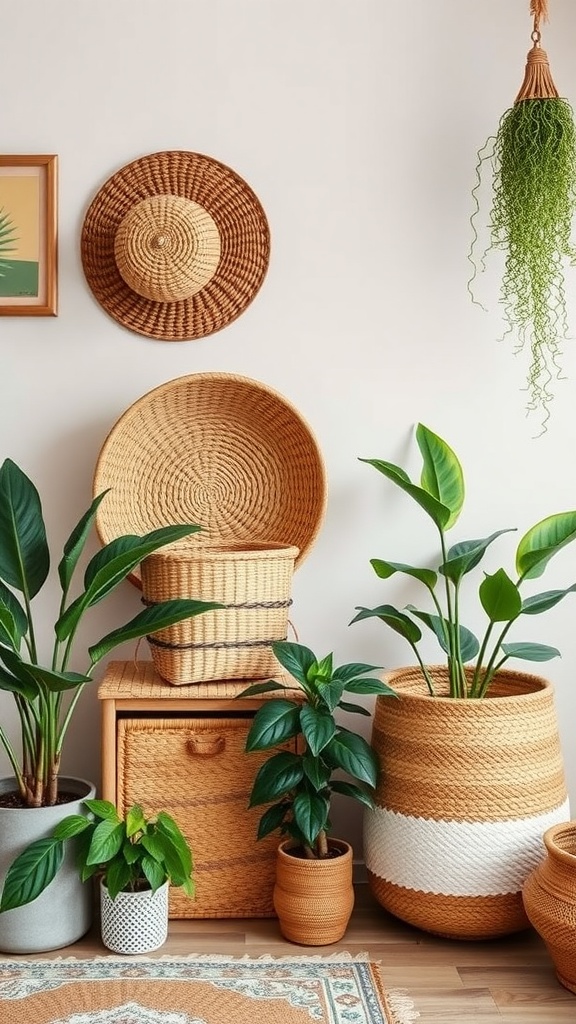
468, 0, 576, 434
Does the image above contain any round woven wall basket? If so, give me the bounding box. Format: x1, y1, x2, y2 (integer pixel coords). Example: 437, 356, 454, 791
364, 666, 569, 940
93, 372, 327, 586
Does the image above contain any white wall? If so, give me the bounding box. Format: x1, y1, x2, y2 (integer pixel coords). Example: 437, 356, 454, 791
3, 0, 576, 854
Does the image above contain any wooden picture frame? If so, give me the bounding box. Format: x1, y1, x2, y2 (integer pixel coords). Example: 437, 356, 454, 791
0, 155, 58, 316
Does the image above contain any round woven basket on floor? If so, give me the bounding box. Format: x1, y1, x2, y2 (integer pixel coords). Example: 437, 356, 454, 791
141, 541, 299, 684
523, 822, 576, 994
364, 666, 569, 940
93, 372, 326, 586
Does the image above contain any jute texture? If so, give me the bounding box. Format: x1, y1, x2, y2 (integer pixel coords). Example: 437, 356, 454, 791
523, 821, 576, 994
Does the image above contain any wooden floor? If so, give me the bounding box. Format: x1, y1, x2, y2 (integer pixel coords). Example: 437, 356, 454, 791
4, 885, 575, 1022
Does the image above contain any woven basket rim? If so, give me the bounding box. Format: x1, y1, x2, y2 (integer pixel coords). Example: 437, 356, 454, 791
145, 541, 301, 561
384, 664, 553, 704
94, 372, 327, 585
543, 821, 576, 864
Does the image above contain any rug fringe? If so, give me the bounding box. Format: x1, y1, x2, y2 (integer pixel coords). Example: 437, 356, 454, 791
45, 951, 375, 965
387, 988, 420, 1024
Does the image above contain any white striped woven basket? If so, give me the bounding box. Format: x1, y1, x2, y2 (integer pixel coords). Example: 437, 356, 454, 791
364, 666, 569, 940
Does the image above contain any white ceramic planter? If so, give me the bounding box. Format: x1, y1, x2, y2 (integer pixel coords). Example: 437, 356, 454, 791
0, 776, 96, 953
100, 879, 169, 954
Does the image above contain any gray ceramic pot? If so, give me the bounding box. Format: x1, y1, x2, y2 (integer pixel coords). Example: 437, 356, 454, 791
0, 776, 96, 953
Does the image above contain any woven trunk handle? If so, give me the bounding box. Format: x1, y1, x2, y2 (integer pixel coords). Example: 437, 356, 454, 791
187, 733, 226, 757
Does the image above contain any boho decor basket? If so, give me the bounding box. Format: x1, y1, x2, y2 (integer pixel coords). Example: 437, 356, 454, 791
93, 372, 327, 585
522, 821, 576, 994
141, 541, 299, 684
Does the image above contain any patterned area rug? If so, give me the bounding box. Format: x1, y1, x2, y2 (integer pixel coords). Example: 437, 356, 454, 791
0, 953, 418, 1024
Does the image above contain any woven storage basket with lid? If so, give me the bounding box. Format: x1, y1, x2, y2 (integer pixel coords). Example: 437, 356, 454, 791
141, 541, 299, 684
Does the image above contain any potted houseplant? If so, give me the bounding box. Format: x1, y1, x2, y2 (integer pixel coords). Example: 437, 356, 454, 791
238, 639, 395, 945
0, 457, 219, 952
351, 423, 576, 939
7, 798, 195, 954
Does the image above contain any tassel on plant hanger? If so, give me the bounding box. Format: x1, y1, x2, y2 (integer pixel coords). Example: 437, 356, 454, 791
468, 0, 576, 434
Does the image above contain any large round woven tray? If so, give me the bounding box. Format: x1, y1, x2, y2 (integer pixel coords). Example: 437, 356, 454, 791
93, 373, 327, 583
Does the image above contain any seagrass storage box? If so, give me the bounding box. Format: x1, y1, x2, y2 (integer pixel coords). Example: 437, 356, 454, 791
141, 541, 299, 684
116, 713, 299, 919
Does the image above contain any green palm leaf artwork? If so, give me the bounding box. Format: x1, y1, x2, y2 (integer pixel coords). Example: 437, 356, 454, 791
0, 207, 18, 277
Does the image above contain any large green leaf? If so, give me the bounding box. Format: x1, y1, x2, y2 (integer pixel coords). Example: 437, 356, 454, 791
301, 752, 331, 791
234, 680, 288, 698
0, 664, 38, 700
0, 837, 64, 912
52, 815, 91, 841
521, 584, 576, 615
255, 801, 290, 841
156, 812, 194, 877
0, 459, 50, 599
105, 857, 134, 901
83, 798, 120, 822
248, 752, 304, 807
340, 676, 397, 697
86, 600, 221, 666
479, 569, 522, 622
140, 855, 166, 895
331, 662, 382, 684
57, 491, 108, 594
270, 641, 316, 689
359, 457, 452, 530
501, 642, 561, 662
416, 423, 464, 529
125, 805, 146, 838
338, 700, 371, 716
0, 646, 42, 697
245, 699, 301, 751
292, 791, 329, 847
24, 664, 92, 694
300, 704, 337, 756
315, 678, 344, 713
441, 530, 516, 585
329, 779, 376, 810
407, 607, 479, 662
323, 729, 379, 788
516, 512, 576, 580
350, 605, 422, 644
86, 820, 125, 865
370, 559, 437, 590
0, 580, 27, 648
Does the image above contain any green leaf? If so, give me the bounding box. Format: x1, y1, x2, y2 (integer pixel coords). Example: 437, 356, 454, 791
86, 820, 125, 865
83, 525, 202, 593
57, 491, 108, 594
125, 804, 146, 837
105, 858, 134, 901
0, 647, 42, 698
350, 605, 422, 644
300, 704, 337, 755
370, 559, 437, 590
0, 837, 64, 912
311, 652, 333, 681
270, 641, 316, 687
329, 779, 376, 810
156, 812, 194, 878
521, 584, 576, 615
301, 752, 331, 791
0, 663, 38, 701
256, 801, 290, 841
0, 580, 27, 648
516, 512, 576, 580
416, 423, 465, 530
292, 791, 329, 847
234, 680, 288, 698
0, 459, 50, 599
407, 607, 480, 662
83, 799, 120, 822
359, 458, 452, 530
441, 530, 516, 585
52, 815, 92, 840
332, 662, 382, 684
501, 642, 561, 662
338, 700, 371, 716
24, 664, 92, 694
342, 676, 397, 696
323, 729, 379, 788
86, 600, 221, 665
245, 699, 301, 751
122, 838, 141, 865
315, 678, 344, 712
141, 854, 166, 894
479, 569, 522, 622
140, 833, 165, 861
248, 752, 304, 806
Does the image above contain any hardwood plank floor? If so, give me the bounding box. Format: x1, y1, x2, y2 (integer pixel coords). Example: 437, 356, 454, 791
2, 885, 574, 1022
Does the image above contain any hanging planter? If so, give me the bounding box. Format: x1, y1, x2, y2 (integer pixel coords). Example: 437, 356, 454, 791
468, 0, 576, 431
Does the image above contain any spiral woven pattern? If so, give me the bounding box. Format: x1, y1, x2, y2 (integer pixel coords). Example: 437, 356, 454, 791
81, 150, 270, 340
93, 373, 327, 582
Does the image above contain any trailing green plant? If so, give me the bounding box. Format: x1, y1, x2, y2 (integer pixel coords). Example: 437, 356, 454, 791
0, 799, 194, 912
352, 423, 576, 699
237, 640, 395, 859
0, 458, 221, 807
468, 4, 576, 430
0, 208, 17, 277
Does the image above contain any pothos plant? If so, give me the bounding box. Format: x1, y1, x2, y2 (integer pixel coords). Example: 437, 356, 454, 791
352, 424, 576, 699
0, 458, 220, 807
237, 641, 395, 859
0, 800, 194, 912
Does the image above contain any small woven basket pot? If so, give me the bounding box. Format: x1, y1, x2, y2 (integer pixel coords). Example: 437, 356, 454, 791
141, 541, 299, 684
100, 879, 169, 954
523, 821, 576, 994
364, 666, 569, 940
273, 839, 354, 945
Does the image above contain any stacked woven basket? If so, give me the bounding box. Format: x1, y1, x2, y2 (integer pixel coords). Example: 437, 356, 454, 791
94, 372, 327, 685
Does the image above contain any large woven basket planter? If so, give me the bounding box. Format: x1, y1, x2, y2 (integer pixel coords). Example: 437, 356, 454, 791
273, 839, 354, 946
522, 822, 576, 994
142, 541, 298, 684
364, 666, 569, 940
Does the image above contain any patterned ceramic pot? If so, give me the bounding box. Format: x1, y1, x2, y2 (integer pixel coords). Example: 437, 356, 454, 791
364, 667, 569, 940
100, 879, 169, 954
273, 839, 354, 945
523, 821, 576, 993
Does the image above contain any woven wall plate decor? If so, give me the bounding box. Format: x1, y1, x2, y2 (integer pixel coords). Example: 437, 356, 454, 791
93, 372, 327, 585
80, 151, 270, 340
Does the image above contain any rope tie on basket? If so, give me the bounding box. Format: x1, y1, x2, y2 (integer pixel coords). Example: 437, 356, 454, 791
516, 0, 558, 101
146, 636, 288, 651
141, 598, 293, 611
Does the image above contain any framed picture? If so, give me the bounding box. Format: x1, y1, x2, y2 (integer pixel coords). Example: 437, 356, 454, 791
0, 155, 58, 316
